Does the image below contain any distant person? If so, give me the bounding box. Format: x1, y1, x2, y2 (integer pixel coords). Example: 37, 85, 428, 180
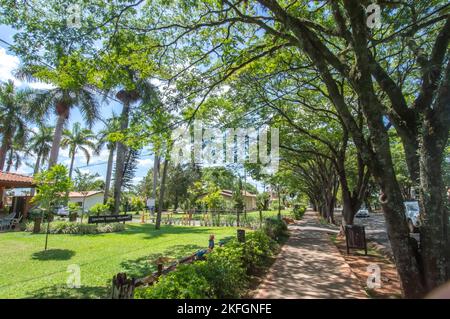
208, 234, 215, 251
196, 234, 215, 260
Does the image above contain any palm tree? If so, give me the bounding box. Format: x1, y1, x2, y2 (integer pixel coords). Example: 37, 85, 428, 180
5, 138, 29, 172
16, 63, 100, 169
95, 115, 120, 204
61, 122, 96, 179
112, 78, 159, 213
0, 80, 32, 171
27, 124, 54, 175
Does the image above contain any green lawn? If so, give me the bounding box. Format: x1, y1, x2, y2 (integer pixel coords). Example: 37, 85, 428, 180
246, 209, 293, 219
166, 209, 293, 220
0, 223, 236, 299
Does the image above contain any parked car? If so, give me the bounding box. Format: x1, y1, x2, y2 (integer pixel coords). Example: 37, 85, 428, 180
355, 208, 370, 218
404, 201, 420, 233
55, 206, 69, 216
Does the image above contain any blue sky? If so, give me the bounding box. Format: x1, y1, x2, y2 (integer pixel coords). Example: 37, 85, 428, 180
0, 24, 154, 185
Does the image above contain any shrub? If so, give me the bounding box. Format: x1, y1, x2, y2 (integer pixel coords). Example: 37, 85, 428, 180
263, 217, 288, 241
293, 205, 306, 220
135, 263, 213, 299
243, 231, 278, 272
97, 223, 126, 233
135, 230, 276, 299
88, 203, 110, 215
24, 221, 125, 234
270, 199, 285, 211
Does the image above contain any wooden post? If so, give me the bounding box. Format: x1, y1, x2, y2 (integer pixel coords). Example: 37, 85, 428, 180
237, 229, 245, 243
157, 263, 163, 276
111, 273, 135, 299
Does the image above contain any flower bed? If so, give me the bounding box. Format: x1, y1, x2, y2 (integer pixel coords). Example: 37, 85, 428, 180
24, 221, 125, 234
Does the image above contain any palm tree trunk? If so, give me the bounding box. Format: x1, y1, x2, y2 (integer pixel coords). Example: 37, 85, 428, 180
103, 146, 114, 204
34, 153, 42, 175
68, 148, 76, 179
155, 156, 169, 230
0, 134, 11, 171
113, 100, 130, 214
152, 153, 159, 204
48, 112, 67, 168
6, 147, 13, 172
30, 153, 42, 197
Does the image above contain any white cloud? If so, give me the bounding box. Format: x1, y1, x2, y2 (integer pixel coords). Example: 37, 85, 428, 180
137, 158, 153, 168
0, 47, 20, 85
131, 176, 144, 185
90, 148, 110, 164
28, 81, 55, 90
13, 165, 33, 176
0, 47, 55, 89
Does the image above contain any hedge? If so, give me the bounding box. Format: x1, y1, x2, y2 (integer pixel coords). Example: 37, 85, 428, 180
25, 221, 125, 234
134, 230, 279, 299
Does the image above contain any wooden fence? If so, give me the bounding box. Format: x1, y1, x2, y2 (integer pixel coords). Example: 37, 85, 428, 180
111, 252, 198, 299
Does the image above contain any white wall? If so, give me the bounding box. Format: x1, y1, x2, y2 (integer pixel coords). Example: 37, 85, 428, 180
69, 193, 104, 212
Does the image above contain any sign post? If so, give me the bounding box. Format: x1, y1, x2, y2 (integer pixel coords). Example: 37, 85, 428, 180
88, 214, 133, 224
237, 229, 246, 243
344, 225, 367, 255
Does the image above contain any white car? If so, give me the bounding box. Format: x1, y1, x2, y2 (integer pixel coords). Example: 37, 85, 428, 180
56, 206, 69, 216
355, 208, 370, 218
404, 201, 420, 233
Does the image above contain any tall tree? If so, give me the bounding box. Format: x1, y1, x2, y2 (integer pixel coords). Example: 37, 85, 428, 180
28, 124, 54, 175
0, 80, 32, 171
95, 115, 120, 203
60, 122, 96, 179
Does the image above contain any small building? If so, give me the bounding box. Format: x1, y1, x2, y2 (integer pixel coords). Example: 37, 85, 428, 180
220, 190, 257, 211
0, 171, 35, 219
68, 191, 104, 212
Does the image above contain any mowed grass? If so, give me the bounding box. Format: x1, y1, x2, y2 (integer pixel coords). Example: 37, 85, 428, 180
166, 209, 293, 220
0, 223, 236, 299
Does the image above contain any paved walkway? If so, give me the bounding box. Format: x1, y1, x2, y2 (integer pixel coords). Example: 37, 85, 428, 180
254, 211, 367, 299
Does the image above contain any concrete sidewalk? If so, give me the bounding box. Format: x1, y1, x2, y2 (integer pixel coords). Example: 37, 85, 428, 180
254, 211, 367, 299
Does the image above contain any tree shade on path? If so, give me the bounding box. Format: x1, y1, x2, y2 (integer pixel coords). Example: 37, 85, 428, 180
254, 211, 367, 299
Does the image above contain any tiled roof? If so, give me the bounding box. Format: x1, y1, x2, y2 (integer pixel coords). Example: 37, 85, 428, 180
0, 171, 34, 188
220, 189, 257, 198
68, 191, 104, 198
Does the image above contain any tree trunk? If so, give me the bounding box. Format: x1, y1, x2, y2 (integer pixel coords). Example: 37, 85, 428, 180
113, 99, 130, 214
6, 147, 13, 172
155, 156, 169, 230
30, 153, 41, 197
277, 187, 281, 220
152, 153, 159, 200
48, 111, 68, 168
418, 107, 450, 290
0, 133, 11, 171
174, 194, 179, 210
68, 148, 76, 179
103, 147, 114, 204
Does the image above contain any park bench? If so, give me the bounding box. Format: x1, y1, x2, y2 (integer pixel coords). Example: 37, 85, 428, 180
0, 213, 21, 231
344, 225, 367, 255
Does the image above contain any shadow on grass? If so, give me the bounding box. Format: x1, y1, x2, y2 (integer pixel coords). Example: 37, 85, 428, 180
123, 223, 231, 240
31, 249, 75, 261
25, 284, 109, 299
119, 244, 203, 278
